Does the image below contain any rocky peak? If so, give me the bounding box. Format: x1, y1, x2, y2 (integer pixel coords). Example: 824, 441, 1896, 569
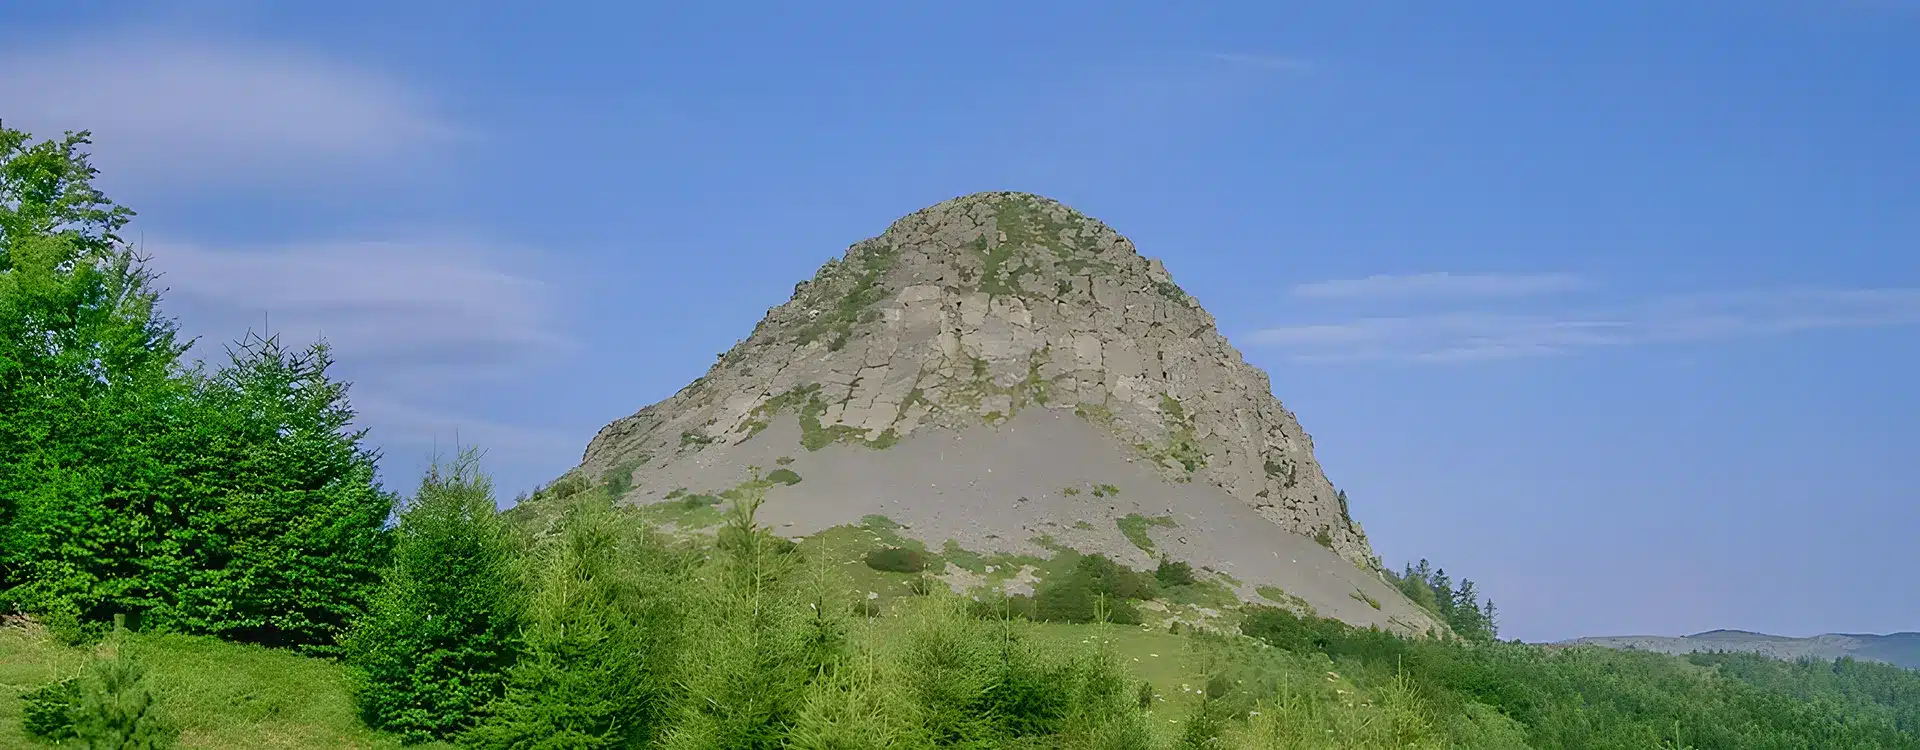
582, 191, 1382, 569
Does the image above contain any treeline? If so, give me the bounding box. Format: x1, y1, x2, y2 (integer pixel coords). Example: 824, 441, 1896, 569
1687, 651, 1920, 735
1386, 559, 1498, 642
0, 126, 392, 650
1237, 606, 1920, 749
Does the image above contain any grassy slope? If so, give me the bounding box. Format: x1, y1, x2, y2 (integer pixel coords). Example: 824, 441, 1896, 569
1, 614, 1264, 749
1, 624, 437, 749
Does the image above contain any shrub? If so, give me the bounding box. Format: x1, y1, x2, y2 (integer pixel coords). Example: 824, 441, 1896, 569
67, 646, 179, 749
1154, 557, 1196, 587
864, 547, 926, 573
766, 468, 802, 486
21, 677, 81, 741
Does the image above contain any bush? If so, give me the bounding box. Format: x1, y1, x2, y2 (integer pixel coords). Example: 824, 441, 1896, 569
864, 547, 926, 573
1073, 554, 1157, 601
1154, 557, 1196, 587
68, 646, 179, 749
21, 677, 81, 741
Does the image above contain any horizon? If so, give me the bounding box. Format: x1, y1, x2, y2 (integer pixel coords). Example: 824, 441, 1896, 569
1, 0, 1912, 644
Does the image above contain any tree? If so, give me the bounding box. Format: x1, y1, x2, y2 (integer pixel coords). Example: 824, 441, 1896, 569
463, 494, 687, 749
347, 448, 525, 743
0, 125, 186, 628
154, 332, 396, 652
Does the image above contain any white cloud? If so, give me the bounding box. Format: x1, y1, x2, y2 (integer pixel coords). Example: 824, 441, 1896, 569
352, 396, 581, 469
0, 31, 459, 183
151, 237, 571, 369
1250, 287, 1920, 363
146, 236, 581, 465
1210, 53, 1313, 72
1291, 272, 1588, 301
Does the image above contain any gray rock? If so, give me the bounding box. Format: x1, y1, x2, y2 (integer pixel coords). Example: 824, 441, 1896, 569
569, 191, 1427, 629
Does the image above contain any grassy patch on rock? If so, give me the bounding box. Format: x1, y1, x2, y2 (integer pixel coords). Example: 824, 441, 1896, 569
1116, 513, 1178, 554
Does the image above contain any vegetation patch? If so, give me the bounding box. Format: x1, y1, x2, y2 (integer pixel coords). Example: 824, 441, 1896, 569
864, 547, 928, 573
1138, 394, 1208, 477
1350, 588, 1383, 610
1264, 457, 1299, 488
599, 453, 648, 499
740, 383, 902, 452
1257, 585, 1315, 615
1153, 558, 1197, 588
766, 467, 802, 486
795, 239, 898, 351
1116, 513, 1177, 554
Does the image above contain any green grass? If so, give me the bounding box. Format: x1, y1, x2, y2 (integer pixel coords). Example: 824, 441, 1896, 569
1117, 513, 1178, 554
1258, 585, 1315, 614
2, 625, 427, 749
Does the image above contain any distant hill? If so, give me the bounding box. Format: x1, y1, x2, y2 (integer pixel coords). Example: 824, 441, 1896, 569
1563, 630, 1920, 669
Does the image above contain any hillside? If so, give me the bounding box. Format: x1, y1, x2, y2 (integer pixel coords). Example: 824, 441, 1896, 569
532, 191, 1441, 635
1565, 630, 1920, 669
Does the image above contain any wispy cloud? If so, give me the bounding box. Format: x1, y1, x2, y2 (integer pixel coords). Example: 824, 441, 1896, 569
147, 237, 580, 464
0, 31, 460, 183
1210, 53, 1313, 72
1250, 286, 1920, 363
353, 396, 582, 469
152, 237, 572, 369
1292, 272, 1589, 301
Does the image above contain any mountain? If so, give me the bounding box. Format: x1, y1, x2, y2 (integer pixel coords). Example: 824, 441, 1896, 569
550, 191, 1442, 634
1563, 631, 1920, 669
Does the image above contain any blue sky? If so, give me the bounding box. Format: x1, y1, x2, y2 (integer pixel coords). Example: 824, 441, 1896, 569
2, 0, 1914, 643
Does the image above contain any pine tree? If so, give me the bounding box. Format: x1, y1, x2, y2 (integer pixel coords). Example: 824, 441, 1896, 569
347, 448, 525, 743
68, 640, 180, 749
659, 468, 840, 750
156, 332, 396, 652
461, 493, 688, 749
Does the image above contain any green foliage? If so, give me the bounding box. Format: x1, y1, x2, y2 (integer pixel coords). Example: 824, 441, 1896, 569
1154, 558, 1196, 588
1239, 605, 1920, 749
67, 644, 179, 749
863, 547, 926, 574
766, 467, 802, 486
155, 332, 396, 653
1687, 651, 1920, 734
1386, 559, 1498, 642
21, 675, 80, 741
462, 493, 690, 749
1117, 513, 1176, 554
659, 471, 826, 750
346, 449, 525, 743
1034, 555, 1155, 625
0, 126, 187, 633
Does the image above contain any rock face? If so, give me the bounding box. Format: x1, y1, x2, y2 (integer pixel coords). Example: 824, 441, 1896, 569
585, 192, 1378, 566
